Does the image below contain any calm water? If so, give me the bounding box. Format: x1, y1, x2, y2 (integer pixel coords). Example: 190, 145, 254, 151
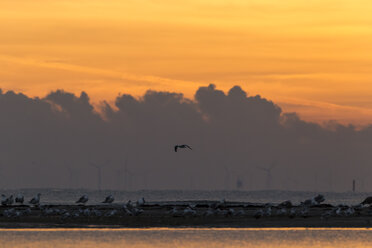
1, 228, 372, 248
1, 189, 371, 205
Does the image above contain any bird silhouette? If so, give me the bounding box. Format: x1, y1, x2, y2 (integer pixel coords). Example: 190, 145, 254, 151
174, 144, 192, 152
76, 195, 89, 204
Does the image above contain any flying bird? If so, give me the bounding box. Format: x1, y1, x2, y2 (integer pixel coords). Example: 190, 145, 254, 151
174, 144, 192, 152
76, 195, 89, 204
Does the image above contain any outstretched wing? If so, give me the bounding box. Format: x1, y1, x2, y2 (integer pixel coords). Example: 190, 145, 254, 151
185, 145, 192, 150
174, 145, 178, 152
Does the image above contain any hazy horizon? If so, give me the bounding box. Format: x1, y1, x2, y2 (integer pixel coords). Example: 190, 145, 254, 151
0, 84, 371, 192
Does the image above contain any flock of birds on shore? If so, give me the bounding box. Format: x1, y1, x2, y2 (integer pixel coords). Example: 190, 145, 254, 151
1, 193, 372, 221
0, 193, 146, 218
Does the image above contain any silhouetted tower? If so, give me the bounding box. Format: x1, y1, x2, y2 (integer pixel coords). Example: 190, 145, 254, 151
90, 162, 104, 191
224, 166, 230, 190
123, 158, 133, 190
236, 178, 243, 190
352, 179, 356, 192
256, 162, 276, 190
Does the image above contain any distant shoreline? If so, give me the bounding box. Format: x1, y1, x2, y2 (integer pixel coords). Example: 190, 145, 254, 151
1, 202, 372, 228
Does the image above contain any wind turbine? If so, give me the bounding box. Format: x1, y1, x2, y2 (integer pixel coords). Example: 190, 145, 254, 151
64, 160, 78, 189
224, 166, 231, 190
122, 158, 133, 190
256, 162, 276, 190
90, 160, 109, 191
236, 177, 243, 190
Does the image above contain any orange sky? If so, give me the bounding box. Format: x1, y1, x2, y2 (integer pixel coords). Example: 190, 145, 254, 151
2, 0, 372, 125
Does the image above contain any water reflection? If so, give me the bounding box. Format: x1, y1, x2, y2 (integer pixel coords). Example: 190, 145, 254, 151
1, 228, 372, 248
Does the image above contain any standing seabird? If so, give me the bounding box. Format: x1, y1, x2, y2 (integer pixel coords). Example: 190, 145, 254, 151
1, 194, 7, 206
137, 197, 145, 206
76, 195, 89, 204
1, 194, 13, 206
361, 196, 372, 205
29, 193, 41, 205
102, 195, 114, 204
174, 144, 192, 152
15, 194, 24, 204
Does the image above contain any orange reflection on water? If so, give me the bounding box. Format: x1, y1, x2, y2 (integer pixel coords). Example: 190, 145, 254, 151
1, 228, 372, 248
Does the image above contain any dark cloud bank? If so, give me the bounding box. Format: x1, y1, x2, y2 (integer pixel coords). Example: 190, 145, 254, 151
0, 84, 370, 192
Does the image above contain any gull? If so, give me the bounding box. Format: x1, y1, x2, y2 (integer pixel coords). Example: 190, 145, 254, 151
300, 207, 309, 218
174, 144, 192, 152
102, 195, 114, 204
3, 208, 16, 218
183, 207, 196, 216
1, 194, 7, 205
83, 208, 92, 217
92, 209, 102, 217
76, 195, 88, 204
204, 208, 214, 217
361, 196, 372, 205
15, 194, 24, 204
137, 197, 145, 206
321, 210, 333, 221
289, 208, 297, 218
125, 200, 133, 209
263, 205, 272, 217
131, 207, 143, 216
29, 193, 41, 205
314, 194, 325, 204
254, 209, 264, 219
277, 208, 288, 216
228, 208, 236, 216
278, 200, 292, 208
1, 195, 14, 206
105, 210, 117, 217
345, 207, 355, 216
169, 207, 180, 217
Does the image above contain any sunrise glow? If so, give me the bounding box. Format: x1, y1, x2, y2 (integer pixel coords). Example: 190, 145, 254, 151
2, 0, 372, 125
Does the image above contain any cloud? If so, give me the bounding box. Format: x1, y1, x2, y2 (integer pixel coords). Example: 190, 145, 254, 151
0, 84, 369, 191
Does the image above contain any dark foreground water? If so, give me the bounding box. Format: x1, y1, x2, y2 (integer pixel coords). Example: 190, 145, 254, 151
1, 228, 372, 247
